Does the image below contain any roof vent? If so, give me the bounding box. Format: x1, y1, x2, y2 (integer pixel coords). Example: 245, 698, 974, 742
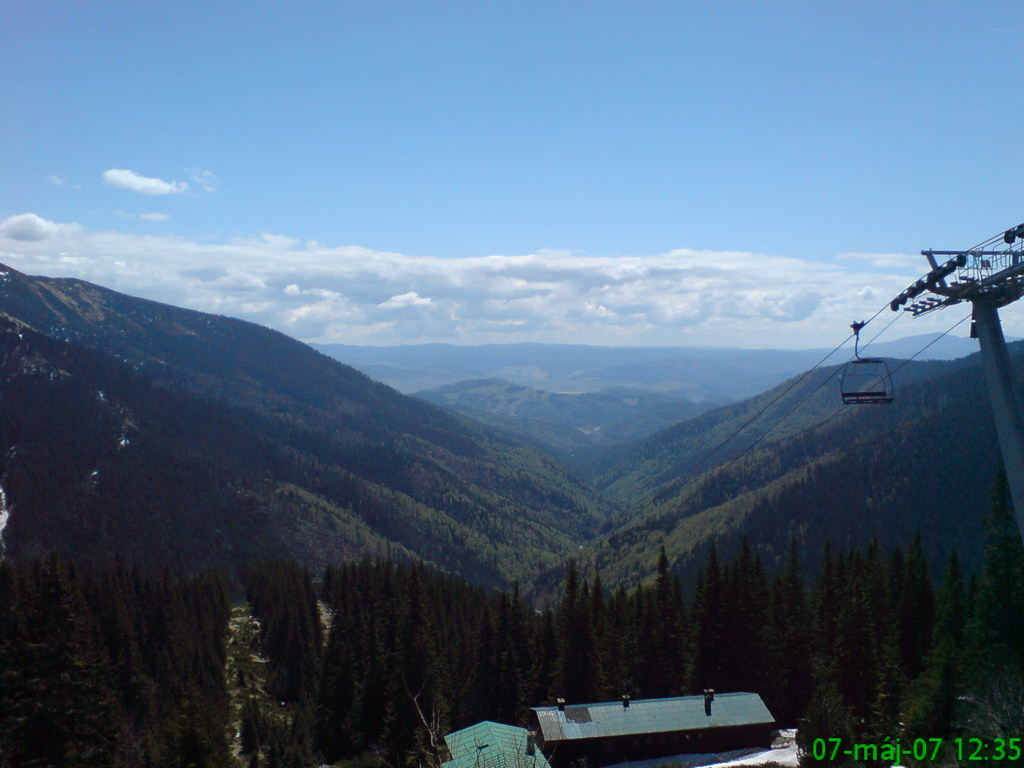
556, 697, 566, 712
703, 689, 715, 717
622, 694, 630, 709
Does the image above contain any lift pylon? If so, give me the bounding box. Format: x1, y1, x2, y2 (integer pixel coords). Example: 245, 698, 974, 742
890, 222, 1024, 543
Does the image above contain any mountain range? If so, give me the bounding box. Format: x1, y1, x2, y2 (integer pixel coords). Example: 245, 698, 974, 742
0, 264, 608, 588
315, 334, 982, 397
0, 263, 1012, 594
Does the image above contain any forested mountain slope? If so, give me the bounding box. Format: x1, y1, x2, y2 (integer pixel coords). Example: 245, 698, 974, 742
0, 266, 609, 587
590, 345, 1013, 587
591, 355, 966, 502
415, 378, 712, 455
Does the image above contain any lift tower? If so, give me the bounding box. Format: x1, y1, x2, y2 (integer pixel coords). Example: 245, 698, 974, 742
890, 222, 1024, 543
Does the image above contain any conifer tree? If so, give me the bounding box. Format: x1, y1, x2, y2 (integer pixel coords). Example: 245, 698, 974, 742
965, 473, 1024, 676
317, 613, 357, 760
763, 537, 812, 724
0, 556, 122, 767
648, 549, 687, 696
796, 681, 856, 768
960, 473, 1024, 738
552, 561, 598, 704
887, 537, 934, 685
903, 551, 964, 738
689, 544, 726, 691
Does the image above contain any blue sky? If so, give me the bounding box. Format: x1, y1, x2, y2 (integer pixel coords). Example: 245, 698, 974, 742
4, 1, 1024, 348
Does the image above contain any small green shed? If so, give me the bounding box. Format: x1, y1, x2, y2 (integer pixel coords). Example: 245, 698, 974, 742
443, 721, 553, 768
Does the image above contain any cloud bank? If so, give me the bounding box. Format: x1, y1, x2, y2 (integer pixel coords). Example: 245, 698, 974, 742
0, 213, 984, 348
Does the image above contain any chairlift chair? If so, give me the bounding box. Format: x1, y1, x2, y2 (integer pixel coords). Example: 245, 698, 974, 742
840, 321, 894, 405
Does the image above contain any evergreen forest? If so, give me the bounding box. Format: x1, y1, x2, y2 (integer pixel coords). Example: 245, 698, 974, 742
2, 479, 1021, 767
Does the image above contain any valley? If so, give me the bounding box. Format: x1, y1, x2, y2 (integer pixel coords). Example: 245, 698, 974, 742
0, 263, 1009, 593
1, 265, 1021, 768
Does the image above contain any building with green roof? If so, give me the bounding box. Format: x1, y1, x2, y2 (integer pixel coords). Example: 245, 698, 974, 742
443, 721, 553, 768
530, 691, 774, 764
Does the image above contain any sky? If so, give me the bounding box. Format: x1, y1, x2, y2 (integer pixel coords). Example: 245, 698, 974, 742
4, 1, 1024, 350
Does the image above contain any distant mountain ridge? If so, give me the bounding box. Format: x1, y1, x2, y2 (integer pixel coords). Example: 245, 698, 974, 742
415, 378, 716, 455
315, 334, 983, 399
0, 264, 609, 588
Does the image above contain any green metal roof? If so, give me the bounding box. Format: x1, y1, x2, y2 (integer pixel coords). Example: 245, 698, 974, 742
531, 692, 774, 743
443, 721, 553, 768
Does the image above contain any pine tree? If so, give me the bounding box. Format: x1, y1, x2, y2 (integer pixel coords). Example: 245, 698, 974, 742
896, 537, 936, 682
0, 556, 122, 767
796, 681, 857, 768
965, 473, 1024, 676
763, 537, 812, 725
959, 473, 1024, 739
689, 544, 726, 691
903, 550, 964, 737
317, 614, 357, 760
551, 561, 598, 704
649, 549, 687, 696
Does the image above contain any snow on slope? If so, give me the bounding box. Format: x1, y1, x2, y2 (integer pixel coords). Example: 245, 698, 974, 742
0, 482, 8, 557
602, 730, 798, 768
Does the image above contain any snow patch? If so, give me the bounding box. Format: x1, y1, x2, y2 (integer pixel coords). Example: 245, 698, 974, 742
602, 731, 798, 768
0, 483, 9, 558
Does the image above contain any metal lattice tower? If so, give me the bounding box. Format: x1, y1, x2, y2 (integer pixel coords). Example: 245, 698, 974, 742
890, 222, 1024, 543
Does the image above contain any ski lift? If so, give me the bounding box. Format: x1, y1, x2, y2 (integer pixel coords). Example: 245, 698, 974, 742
840, 321, 894, 404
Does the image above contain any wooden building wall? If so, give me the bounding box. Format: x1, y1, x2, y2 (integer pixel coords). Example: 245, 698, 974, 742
538, 723, 773, 766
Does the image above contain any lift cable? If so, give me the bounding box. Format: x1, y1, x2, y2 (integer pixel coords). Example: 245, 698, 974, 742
886, 311, 972, 380
679, 299, 898, 480
639, 310, 972, 525
680, 333, 855, 479
765, 310, 972, 459
859, 309, 904, 355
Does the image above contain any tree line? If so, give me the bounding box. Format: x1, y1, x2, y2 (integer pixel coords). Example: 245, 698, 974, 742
0, 556, 232, 767
2, 485, 1021, 767
244, 486, 1021, 767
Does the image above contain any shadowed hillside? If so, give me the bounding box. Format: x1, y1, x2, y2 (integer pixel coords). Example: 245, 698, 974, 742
0, 265, 611, 587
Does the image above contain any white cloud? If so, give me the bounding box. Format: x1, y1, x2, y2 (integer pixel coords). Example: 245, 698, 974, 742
49, 175, 66, 187
836, 252, 921, 269
0, 212, 980, 348
380, 291, 432, 309
188, 169, 219, 192
102, 169, 188, 195
114, 211, 170, 221
0, 213, 82, 242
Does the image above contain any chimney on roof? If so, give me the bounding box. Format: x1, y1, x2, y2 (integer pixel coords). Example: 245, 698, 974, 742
703, 689, 715, 716
556, 698, 566, 712
526, 732, 536, 756
622, 695, 630, 709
